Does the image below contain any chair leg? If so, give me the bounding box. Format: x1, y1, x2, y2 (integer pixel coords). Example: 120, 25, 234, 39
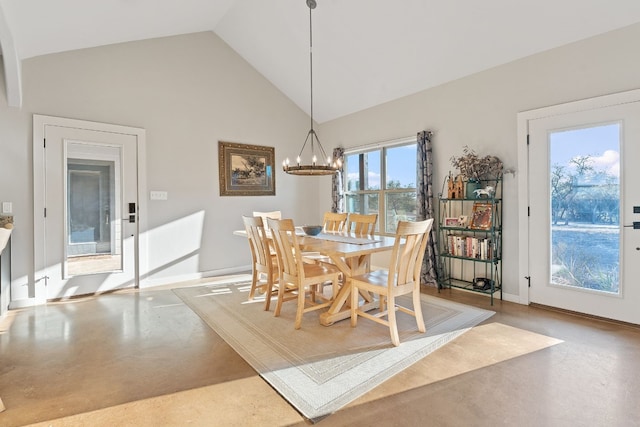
350, 283, 359, 327
248, 268, 259, 300
413, 287, 426, 333
387, 295, 400, 347
274, 279, 285, 317
263, 276, 274, 311
294, 285, 306, 329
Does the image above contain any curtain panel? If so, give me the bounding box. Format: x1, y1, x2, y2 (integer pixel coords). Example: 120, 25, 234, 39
417, 131, 439, 285
331, 147, 345, 213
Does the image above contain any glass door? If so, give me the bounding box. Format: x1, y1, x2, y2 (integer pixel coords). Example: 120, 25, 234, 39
66, 143, 123, 277
44, 126, 138, 299
528, 100, 640, 324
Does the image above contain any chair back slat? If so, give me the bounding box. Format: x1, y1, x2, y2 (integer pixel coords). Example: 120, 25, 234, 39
346, 213, 378, 235
388, 219, 434, 287
322, 212, 348, 232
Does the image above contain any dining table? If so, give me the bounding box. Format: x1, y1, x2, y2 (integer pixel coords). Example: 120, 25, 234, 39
234, 227, 397, 326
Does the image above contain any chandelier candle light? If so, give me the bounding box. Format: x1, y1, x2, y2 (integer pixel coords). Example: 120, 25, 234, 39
283, 0, 340, 176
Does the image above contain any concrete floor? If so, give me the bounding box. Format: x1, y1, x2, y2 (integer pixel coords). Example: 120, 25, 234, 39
1, 279, 639, 427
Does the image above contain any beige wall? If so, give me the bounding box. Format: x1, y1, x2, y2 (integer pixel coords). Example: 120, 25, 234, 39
317, 22, 640, 300
0, 31, 327, 302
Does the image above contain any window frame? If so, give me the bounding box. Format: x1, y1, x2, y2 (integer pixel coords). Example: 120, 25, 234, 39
343, 137, 417, 235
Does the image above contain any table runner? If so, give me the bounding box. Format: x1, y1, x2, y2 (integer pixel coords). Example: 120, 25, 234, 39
308, 233, 381, 245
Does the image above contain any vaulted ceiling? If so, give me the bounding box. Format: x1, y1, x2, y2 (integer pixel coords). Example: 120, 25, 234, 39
2, 0, 640, 122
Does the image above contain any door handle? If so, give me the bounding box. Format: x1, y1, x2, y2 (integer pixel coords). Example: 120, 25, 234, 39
622, 222, 640, 229
128, 202, 136, 223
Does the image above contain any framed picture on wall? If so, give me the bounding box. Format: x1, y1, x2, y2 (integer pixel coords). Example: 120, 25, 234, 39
218, 141, 275, 196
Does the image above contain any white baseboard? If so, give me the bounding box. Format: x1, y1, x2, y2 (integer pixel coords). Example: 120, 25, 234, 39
140, 265, 252, 288
9, 298, 46, 309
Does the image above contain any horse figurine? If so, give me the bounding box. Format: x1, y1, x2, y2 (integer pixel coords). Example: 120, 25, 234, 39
473, 186, 495, 198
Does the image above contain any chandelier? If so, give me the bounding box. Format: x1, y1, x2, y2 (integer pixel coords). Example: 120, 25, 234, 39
283, 0, 340, 176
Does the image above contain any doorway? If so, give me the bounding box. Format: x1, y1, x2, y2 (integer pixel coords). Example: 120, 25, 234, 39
33, 115, 147, 301
518, 90, 640, 324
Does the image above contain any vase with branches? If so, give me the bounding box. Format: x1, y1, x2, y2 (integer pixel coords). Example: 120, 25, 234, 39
450, 146, 503, 198
450, 146, 503, 181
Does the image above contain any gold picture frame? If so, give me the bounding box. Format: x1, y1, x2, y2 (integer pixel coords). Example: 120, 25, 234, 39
218, 141, 275, 196
469, 202, 493, 230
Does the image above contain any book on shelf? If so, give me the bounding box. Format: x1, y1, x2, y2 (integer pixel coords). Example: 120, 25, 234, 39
445, 234, 495, 260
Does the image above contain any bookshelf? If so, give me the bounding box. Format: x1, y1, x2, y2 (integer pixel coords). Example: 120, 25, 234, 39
437, 174, 502, 304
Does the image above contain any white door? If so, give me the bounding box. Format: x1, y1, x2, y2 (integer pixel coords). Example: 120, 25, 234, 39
43, 125, 138, 299
528, 98, 640, 324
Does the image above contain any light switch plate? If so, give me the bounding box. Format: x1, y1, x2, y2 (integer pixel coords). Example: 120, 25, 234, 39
150, 191, 168, 200
2, 202, 12, 214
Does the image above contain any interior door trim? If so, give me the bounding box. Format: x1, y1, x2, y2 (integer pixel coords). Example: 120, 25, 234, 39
516, 88, 640, 306
33, 115, 148, 304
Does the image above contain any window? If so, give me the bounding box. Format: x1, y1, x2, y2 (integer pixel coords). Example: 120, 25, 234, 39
344, 140, 417, 234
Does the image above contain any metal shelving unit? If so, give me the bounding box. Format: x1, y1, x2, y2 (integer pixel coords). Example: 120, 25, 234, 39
437, 175, 502, 305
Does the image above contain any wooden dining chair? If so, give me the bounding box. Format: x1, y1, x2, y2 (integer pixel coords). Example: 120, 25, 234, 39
346, 213, 378, 235
322, 212, 348, 232
268, 218, 341, 329
242, 215, 278, 311
350, 218, 434, 346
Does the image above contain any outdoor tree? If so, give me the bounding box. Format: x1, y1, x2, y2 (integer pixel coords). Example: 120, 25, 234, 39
551, 155, 619, 225
550, 164, 574, 225
386, 179, 416, 214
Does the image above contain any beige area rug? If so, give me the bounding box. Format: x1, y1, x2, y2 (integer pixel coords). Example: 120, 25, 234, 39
24, 322, 563, 427
172, 281, 496, 422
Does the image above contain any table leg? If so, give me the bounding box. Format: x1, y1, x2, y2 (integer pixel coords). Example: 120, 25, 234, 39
318, 254, 377, 326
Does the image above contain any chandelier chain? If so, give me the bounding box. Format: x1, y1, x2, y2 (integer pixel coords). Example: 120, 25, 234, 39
283, 0, 340, 176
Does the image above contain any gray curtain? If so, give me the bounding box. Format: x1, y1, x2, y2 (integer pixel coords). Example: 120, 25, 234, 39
417, 130, 439, 285
331, 147, 345, 213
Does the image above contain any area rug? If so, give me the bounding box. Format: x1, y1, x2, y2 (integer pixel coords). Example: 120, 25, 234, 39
173, 281, 495, 422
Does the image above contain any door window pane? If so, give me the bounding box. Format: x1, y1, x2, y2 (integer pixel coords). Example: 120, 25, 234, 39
549, 124, 620, 293
66, 142, 123, 276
